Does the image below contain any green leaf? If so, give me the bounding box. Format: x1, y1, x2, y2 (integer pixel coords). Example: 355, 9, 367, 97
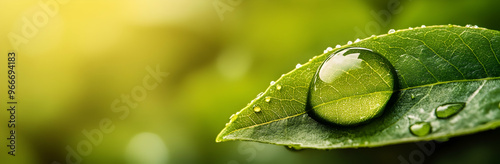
216, 25, 500, 149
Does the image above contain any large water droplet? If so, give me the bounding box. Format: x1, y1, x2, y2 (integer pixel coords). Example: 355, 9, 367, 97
435, 103, 465, 118
307, 47, 396, 126
410, 122, 431, 136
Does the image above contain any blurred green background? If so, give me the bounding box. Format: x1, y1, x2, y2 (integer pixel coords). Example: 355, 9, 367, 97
1, 0, 500, 163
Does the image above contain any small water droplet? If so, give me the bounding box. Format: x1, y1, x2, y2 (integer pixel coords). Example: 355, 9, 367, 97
465, 24, 471, 27
335, 45, 341, 48
473, 25, 478, 28
347, 139, 353, 143
388, 29, 395, 34
285, 145, 303, 151
410, 122, 431, 137
354, 38, 361, 43
408, 27, 413, 30
265, 96, 271, 102
370, 35, 376, 37
436, 103, 465, 118
324, 47, 333, 53
257, 92, 264, 98
411, 94, 415, 99
270, 81, 276, 85
421, 25, 426, 28
296, 63, 302, 69
347, 41, 352, 45
229, 114, 238, 122
276, 84, 282, 91
281, 74, 285, 77
253, 106, 261, 113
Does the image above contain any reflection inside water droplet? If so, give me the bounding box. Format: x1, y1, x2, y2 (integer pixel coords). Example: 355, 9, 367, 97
435, 103, 465, 119
410, 122, 431, 137
307, 47, 396, 126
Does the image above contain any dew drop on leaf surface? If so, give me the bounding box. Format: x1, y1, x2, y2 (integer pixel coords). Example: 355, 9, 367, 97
435, 103, 465, 119
253, 106, 261, 113
307, 47, 396, 126
265, 96, 271, 102
284, 145, 304, 151
410, 122, 432, 137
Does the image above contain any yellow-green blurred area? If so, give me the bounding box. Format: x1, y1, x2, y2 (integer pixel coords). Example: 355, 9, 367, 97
0, 0, 500, 164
